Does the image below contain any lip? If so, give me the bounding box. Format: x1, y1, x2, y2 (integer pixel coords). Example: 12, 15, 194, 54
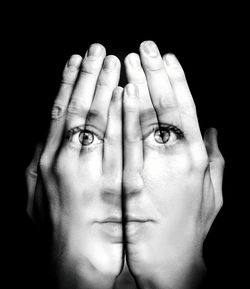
98, 217, 122, 223
95, 217, 122, 243
126, 215, 155, 223
125, 221, 153, 238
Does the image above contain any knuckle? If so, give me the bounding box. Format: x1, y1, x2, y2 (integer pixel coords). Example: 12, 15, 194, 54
158, 93, 177, 111
61, 68, 77, 85
80, 58, 99, 76
144, 61, 163, 72
67, 100, 84, 115
96, 78, 110, 88
39, 154, 51, 172
51, 103, 66, 120
25, 165, 37, 179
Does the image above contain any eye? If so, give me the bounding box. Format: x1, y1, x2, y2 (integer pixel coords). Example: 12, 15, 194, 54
79, 130, 94, 146
154, 128, 171, 144
65, 126, 103, 149
144, 124, 184, 148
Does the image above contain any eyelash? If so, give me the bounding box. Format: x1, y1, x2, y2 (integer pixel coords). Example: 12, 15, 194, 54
65, 124, 184, 150
145, 124, 184, 147
65, 126, 103, 149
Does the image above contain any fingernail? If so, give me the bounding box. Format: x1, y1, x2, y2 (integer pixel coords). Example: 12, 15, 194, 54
112, 86, 123, 101
164, 53, 177, 65
142, 41, 158, 57
88, 44, 103, 57
67, 54, 82, 67
126, 83, 137, 95
103, 56, 117, 71
128, 53, 141, 69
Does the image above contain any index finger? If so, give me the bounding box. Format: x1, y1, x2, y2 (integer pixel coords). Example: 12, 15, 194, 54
44, 54, 82, 159
164, 53, 203, 142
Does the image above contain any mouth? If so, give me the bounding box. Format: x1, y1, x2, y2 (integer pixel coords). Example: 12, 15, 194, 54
126, 215, 155, 223
99, 216, 155, 223
95, 217, 122, 242
95, 216, 155, 241
98, 217, 122, 224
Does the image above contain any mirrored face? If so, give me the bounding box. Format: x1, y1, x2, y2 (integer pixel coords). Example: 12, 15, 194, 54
62, 128, 123, 274
123, 106, 202, 251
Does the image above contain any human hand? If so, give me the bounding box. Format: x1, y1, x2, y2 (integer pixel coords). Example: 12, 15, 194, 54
123, 41, 225, 289
26, 44, 124, 289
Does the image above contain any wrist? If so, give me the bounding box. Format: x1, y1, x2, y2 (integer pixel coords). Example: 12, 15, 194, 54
135, 257, 207, 289
51, 238, 117, 289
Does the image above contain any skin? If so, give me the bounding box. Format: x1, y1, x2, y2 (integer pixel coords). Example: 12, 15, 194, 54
123, 41, 224, 289
26, 41, 225, 289
26, 44, 124, 289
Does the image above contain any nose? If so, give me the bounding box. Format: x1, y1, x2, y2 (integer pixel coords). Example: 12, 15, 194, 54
122, 171, 144, 199
101, 173, 122, 206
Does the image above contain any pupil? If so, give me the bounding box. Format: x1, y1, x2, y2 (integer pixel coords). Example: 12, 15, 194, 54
155, 129, 170, 144
79, 131, 94, 145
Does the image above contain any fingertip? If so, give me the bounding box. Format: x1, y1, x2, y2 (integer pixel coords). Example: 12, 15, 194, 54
67, 54, 82, 67
112, 86, 123, 101
204, 127, 220, 156
125, 83, 138, 96
204, 127, 218, 143
124, 53, 141, 67
103, 55, 120, 70
139, 40, 159, 57
87, 43, 106, 57
163, 53, 178, 65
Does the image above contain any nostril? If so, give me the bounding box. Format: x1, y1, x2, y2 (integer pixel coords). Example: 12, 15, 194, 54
101, 176, 122, 205
101, 191, 122, 206
122, 173, 144, 197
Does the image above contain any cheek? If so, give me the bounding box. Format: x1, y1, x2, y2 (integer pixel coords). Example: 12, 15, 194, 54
143, 151, 198, 216
74, 150, 103, 205
79, 149, 103, 181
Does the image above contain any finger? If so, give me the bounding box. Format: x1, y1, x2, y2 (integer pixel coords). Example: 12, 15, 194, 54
103, 86, 123, 175
66, 43, 106, 131
44, 54, 82, 159
123, 83, 143, 175
86, 55, 121, 136
124, 53, 158, 137
204, 128, 225, 209
124, 53, 153, 111
25, 143, 43, 217
164, 53, 202, 142
139, 41, 179, 124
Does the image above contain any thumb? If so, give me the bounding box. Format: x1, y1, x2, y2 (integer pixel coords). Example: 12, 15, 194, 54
204, 128, 225, 209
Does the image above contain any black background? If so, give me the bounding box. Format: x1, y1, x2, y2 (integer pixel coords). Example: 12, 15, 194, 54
3, 4, 247, 289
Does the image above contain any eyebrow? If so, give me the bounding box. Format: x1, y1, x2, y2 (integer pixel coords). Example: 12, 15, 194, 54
85, 109, 107, 133
86, 109, 104, 121
140, 108, 158, 122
